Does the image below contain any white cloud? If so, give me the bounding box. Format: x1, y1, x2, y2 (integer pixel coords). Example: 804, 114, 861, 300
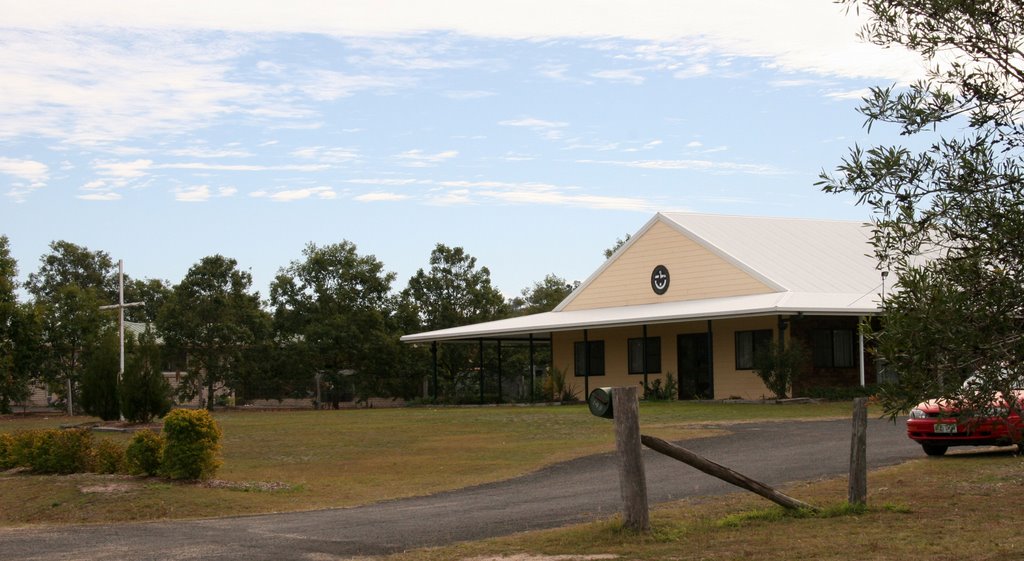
354, 192, 410, 202
173, 184, 237, 202
673, 63, 710, 79
94, 159, 153, 178
443, 89, 496, 100
291, 146, 361, 163
826, 88, 873, 101
686, 141, 704, 148
498, 117, 568, 129
293, 69, 412, 101
578, 158, 787, 175
0, 157, 49, 183
0, 157, 49, 200
174, 185, 212, 202
591, 69, 645, 85
345, 178, 423, 186
395, 149, 458, 168
77, 192, 122, 201
167, 147, 254, 158
3, 1, 921, 81
250, 186, 336, 202
156, 162, 331, 172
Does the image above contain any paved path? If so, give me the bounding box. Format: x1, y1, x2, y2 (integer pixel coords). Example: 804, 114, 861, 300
0, 417, 921, 560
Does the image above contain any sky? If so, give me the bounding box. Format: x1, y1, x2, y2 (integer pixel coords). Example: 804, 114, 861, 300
0, 1, 928, 301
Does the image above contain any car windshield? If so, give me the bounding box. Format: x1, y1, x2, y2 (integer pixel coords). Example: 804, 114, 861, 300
962, 371, 1024, 392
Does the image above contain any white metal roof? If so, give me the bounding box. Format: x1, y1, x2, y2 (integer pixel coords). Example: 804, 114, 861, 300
401, 213, 886, 344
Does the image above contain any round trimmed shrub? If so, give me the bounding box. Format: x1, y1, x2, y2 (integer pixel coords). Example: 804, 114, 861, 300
124, 430, 164, 476
160, 409, 222, 480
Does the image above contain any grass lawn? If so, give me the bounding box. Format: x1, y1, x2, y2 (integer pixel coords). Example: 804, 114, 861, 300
387, 448, 1024, 561
0, 400, 853, 526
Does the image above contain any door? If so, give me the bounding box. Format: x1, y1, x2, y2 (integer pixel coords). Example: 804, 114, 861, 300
677, 333, 713, 400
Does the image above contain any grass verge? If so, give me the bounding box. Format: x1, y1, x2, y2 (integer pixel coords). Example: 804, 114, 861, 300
0, 400, 853, 526
383, 447, 1024, 561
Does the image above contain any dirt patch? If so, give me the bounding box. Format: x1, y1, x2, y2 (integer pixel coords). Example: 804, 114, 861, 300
462, 552, 614, 556
201, 480, 296, 492
79, 482, 137, 494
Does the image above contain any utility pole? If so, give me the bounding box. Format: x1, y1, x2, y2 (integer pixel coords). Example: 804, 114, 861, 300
99, 259, 144, 420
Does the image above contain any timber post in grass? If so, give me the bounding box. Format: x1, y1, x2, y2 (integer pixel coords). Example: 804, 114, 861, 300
641, 434, 817, 511
612, 386, 650, 532
849, 397, 868, 505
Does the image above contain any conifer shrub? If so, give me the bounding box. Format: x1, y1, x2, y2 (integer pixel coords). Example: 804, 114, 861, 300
121, 330, 173, 424
80, 331, 122, 422
160, 409, 222, 480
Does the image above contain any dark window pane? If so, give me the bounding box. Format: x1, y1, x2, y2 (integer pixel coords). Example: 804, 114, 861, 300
574, 340, 605, 376
833, 330, 855, 368
736, 329, 772, 370
628, 337, 661, 374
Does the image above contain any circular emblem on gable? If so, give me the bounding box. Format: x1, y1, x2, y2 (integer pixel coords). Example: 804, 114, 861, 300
651, 265, 670, 295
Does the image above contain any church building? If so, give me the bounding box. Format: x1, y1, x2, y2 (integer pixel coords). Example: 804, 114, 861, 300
401, 212, 886, 400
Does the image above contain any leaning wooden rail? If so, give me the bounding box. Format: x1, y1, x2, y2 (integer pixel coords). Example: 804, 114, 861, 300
640, 434, 818, 512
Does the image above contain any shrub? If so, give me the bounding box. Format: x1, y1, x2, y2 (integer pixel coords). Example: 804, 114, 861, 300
26, 429, 93, 474
0, 432, 14, 470
802, 385, 879, 401
90, 438, 126, 474
643, 372, 678, 401
753, 341, 809, 399
125, 430, 164, 476
7, 431, 40, 468
160, 409, 222, 480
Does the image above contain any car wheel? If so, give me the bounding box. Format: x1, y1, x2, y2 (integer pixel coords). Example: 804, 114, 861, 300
922, 444, 948, 457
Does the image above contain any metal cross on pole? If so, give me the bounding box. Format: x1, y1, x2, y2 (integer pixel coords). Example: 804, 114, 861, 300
99, 259, 144, 420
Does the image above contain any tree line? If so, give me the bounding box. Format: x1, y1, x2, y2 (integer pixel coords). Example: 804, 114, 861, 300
0, 237, 579, 414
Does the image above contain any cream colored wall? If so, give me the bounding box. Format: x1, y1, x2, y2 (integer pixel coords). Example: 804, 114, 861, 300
562, 220, 774, 312
551, 316, 781, 400
709, 317, 776, 400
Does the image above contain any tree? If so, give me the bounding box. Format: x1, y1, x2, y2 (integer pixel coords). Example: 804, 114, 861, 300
404, 244, 508, 330
0, 236, 36, 413
25, 241, 117, 413
509, 274, 578, 316
270, 241, 411, 404
819, 0, 1024, 417
403, 244, 509, 400
157, 255, 264, 409
124, 278, 173, 324
603, 234, 631, 259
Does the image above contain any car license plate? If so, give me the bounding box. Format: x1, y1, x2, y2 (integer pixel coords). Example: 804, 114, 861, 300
934, 423, 958, 434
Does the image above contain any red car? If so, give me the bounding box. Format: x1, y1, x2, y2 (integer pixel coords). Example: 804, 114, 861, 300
907, 390, 1024, 456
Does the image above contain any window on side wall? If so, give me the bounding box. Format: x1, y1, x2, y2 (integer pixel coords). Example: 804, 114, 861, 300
812, 329, 856, 368
574, 340, 606, 376
735, 329, 772, 370
627, 337, 662, 374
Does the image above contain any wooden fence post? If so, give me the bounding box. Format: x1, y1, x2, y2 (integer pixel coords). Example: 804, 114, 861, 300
848, 397, 868, 505
612, 386, 650, 532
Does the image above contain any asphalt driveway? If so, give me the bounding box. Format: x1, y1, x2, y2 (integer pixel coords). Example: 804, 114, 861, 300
0, 417, 921, 560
